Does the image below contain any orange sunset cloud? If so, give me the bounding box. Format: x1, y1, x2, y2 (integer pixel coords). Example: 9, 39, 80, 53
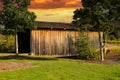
0, 0, 82, 23
29, 0, 82, 9
29, 0, 82, 23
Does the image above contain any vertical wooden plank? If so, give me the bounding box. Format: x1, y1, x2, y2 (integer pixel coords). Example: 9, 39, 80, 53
60, 30, 63, 55
40, 30, 44, 55
54, 30, 57, 55
45, 30, 51, 55
35, 30, 38, 55
45, 30, 47, 55
62, 31, 65, 55
59, 30, 62, 55
55, 30, 59, 55
59, 30, 63, 55
33, 30, 36, 55
40, 30, 43, 55
50, 30, 53, 55
38, 30, 40, 55
52, 30, 55, 55
49, 30, 52, 55
42, 30, 45, 55
44, 30, 47, 55
57, 30, 59, 55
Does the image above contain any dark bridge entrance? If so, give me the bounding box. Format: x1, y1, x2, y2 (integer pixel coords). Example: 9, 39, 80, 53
18, 29, 30, 53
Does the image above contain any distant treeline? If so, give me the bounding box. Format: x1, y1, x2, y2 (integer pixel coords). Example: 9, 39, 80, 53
107, 21, 120, 40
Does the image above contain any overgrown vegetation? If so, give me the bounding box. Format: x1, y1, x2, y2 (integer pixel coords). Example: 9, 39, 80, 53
75, 32, 100, 60
0, 34, 14, 53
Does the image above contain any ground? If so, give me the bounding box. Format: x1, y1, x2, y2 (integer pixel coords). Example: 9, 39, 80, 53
0, 43, 119, 72
0, 51, 119, 72
0, 62, 34, 72
83, 51, 120, 65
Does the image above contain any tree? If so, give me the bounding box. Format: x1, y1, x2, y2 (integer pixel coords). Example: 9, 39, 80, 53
0, 0, 36, 55
72, 0, 120, 61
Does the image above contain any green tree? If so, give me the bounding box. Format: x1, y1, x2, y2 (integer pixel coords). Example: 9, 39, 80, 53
0, 0, 36, 55
72, 0, 120, 61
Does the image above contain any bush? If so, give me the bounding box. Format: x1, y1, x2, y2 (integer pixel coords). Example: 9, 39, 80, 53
75, 33, 100, 60
0, 34, 15, 53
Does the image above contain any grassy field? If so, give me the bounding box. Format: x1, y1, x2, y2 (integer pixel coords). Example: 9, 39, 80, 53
0, 54, 120, 80
106, 40, 120, 44
110, 48, 120, 52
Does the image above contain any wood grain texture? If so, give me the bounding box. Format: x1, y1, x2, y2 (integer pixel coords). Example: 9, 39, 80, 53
31, 30, 100, 56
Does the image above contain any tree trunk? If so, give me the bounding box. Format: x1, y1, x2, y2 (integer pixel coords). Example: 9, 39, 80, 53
15, 27, 19, 55
98, 30, 104, 61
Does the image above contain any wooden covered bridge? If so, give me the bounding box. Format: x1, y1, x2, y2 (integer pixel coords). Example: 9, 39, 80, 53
18, 21, 100, 56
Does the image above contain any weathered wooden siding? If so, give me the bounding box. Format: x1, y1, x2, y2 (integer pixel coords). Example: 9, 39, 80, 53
88, 32, 100, 49
31, 30, 101, 56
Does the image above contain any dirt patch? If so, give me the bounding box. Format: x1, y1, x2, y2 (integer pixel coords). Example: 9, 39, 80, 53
86, 60, 119, 65
0, 62, 34, 72
105, 51, 120, 59
105, 43, 120, 49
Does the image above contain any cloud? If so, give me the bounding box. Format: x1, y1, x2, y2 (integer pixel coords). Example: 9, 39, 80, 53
0, 2, 3, 10
0, 0, 82, 10
29, 0, 82, 9
31, 9, 74, 23
0, 0, 81, 23
45, 13, 58, 16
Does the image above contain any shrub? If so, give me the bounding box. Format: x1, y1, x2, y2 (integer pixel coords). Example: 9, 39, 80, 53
75, 33, 100, 60
0, 34, 15, 53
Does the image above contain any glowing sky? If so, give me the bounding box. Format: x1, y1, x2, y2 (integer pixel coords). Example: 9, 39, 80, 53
0, 0, 82, 23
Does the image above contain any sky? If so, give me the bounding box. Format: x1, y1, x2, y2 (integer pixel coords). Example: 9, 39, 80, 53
0, 0, 82, 23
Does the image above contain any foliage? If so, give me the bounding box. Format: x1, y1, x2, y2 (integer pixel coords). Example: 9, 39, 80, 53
75, 32, 100, 60
108, 28, 120, 40
0, 56, 120, 80
73, 1, 114, 32
0, 0, 36, 54
0, 0, 36, 31
72, 0, 120, 61
0, 34, 15, 53
81, 0, 120, 21
114, 30, 120, 39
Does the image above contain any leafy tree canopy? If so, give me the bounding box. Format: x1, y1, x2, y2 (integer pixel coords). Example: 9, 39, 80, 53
0, 0, 36, 31
0, 0, 37, 54
73, 0, 120, 32
72, 0, 120, 61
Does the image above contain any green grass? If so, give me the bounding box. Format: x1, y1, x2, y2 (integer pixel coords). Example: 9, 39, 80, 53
106, 40, 120, 44
0, 55, 120, 80
110, 48, 120, 52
